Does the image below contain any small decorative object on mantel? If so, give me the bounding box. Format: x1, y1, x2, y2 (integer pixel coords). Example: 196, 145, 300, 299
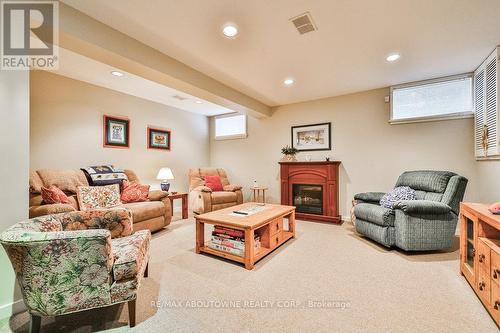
148, 127, 171, 150
157, 167, 174, 191
291, 122, 331, 151
325, 156, 330, 161
281, 145, 298, 161
103, 115, 130, 148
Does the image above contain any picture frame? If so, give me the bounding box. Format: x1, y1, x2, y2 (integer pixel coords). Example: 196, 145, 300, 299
148, 127, 171, 150
291, 122, 331, 151
103, 115, 130, 148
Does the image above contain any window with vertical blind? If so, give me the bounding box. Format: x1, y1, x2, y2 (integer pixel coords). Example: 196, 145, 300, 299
474, 47, 499, 159
390, 74, 473, 124
214, 114, 247, 140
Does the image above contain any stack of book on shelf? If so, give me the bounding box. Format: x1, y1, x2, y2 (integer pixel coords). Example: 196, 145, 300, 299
208, 226, 261, 257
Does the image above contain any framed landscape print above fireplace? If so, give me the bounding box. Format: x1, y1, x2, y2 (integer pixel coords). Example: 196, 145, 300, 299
291, 122, 331, 151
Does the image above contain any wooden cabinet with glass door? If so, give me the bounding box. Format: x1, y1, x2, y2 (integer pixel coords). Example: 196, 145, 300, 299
459, 203, 500, 326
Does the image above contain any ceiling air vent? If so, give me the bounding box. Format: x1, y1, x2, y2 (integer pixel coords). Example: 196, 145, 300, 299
172, 94, 187, 101
290, 12, 317, 35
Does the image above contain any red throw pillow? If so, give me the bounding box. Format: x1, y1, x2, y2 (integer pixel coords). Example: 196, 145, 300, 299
204, 175, 223, 191
41, 185, 71, 204
121, 181, 150, 203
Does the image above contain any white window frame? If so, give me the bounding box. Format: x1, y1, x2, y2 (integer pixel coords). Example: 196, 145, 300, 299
390, 73, 474, 124
214, 113, 248, 140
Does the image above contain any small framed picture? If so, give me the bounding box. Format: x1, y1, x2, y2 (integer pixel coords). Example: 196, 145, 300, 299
291, 122, 331, 151
103, 115, 130, 148
148, 127, 171, 150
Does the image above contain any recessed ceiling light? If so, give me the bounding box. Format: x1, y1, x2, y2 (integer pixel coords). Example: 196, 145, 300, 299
222, 23, 238, 38
195, 100, 203, 104
110, 71, 124, 77
386, 53, 401, 62
284, 78, 294, 86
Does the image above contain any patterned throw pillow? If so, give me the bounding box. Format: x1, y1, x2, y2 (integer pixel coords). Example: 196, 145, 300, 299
41, 185, 71, 205
76, 184, 122, 211
121, 180, 150, 203
380, 186, 417, 209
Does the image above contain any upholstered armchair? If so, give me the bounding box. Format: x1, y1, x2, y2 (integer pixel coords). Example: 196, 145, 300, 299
188, 168, 243, 214
0, 208, 150, 333
353, 170, 468, 251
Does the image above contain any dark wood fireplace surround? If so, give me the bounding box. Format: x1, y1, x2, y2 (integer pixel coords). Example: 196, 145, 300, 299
279, 161, 341, 223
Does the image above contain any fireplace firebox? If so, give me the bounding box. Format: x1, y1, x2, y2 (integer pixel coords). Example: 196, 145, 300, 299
279, 161, 341, 223
293, 184, 323, 215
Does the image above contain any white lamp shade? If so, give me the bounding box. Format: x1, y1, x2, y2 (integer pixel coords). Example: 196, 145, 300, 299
156, 167, 174, 180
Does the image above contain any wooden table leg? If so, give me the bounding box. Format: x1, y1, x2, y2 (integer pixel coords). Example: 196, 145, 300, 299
196, 220, 204, 254
244, 228, 255, 270
262, 190, 265, 203
182, 195, 188, 219
289, 211, 296, 238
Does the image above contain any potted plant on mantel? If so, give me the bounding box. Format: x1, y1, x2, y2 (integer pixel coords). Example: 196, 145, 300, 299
281, 145, 298, 162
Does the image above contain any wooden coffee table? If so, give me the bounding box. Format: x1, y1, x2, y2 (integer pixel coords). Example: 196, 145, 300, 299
195, 202, 295, 270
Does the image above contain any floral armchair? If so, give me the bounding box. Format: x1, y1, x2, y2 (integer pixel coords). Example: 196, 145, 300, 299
0, 208, 150, 333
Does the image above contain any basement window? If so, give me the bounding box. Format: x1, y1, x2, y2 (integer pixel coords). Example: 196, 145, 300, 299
214, 114, 247, 140
390, 74, 473, 124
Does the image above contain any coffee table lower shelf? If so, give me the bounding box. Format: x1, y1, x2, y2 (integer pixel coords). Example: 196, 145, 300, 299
199, 231, 294, 266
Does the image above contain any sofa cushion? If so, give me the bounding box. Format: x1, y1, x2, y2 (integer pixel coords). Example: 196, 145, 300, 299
120, 181, 150, 203
211, 191, 238, 205
36, 169, 88, 194
395, 170, 455, 193
205, 175, 223, 191
77, 184, 122, 211
112, 230, 150, 282
41, 185, 71, 205
121, 201, 165, 223
354, 203, 395, 227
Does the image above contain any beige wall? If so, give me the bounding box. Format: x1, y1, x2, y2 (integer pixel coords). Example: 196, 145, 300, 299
0, 71, 29, 318
30, 71, 209, 193
210, 88, 479, 218
477, 161, 500, 203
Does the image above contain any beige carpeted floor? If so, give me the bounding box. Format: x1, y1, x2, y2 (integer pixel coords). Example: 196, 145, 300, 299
5, 216, 499, 333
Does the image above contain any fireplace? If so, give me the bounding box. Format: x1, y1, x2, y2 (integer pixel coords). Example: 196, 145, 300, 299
279, 161, 341, 223
293, 184, 323, 215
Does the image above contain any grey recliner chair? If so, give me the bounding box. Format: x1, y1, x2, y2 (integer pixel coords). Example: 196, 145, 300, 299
353, 170, 468, 251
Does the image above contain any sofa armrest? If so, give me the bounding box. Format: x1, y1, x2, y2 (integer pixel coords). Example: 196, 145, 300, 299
57, 208, 133, 238
29, 203, 76, 218
192, 185, 212, 193
393, 200, 452, 215
354, 192, 385, 203
223, 184, 242, 192
148, 190, 169, 201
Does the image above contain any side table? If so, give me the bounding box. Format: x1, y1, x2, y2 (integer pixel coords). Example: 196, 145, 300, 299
250, 186, 268, 203
168, 192, 188, 219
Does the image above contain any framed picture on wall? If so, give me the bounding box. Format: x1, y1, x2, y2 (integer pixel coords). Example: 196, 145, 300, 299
103, 115, 130, 148
291, 122, 331, 151
148, 127, 171, 150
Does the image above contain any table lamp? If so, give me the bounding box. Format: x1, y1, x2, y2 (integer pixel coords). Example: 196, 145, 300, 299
156, 167, 174, 191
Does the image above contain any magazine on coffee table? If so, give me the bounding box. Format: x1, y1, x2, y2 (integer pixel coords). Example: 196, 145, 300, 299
229, 204, 270, 217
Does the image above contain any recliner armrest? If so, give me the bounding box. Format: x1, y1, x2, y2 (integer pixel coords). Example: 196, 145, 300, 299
223, 184, 242, 192
393, 200, 451, 215
354, 192, 385, 203
191, 186, 212, 193
148, 190, 169, 201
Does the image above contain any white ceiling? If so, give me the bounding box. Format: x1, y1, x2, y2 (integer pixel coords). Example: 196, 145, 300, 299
63, 0, 500, 106
51, 48, 234, 116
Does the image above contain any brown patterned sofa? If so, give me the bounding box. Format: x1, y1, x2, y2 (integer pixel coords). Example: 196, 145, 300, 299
29, 169, 171, 232
188, 168, 243, 214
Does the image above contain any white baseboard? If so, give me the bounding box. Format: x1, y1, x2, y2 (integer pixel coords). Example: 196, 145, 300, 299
0, 299, 25, 320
